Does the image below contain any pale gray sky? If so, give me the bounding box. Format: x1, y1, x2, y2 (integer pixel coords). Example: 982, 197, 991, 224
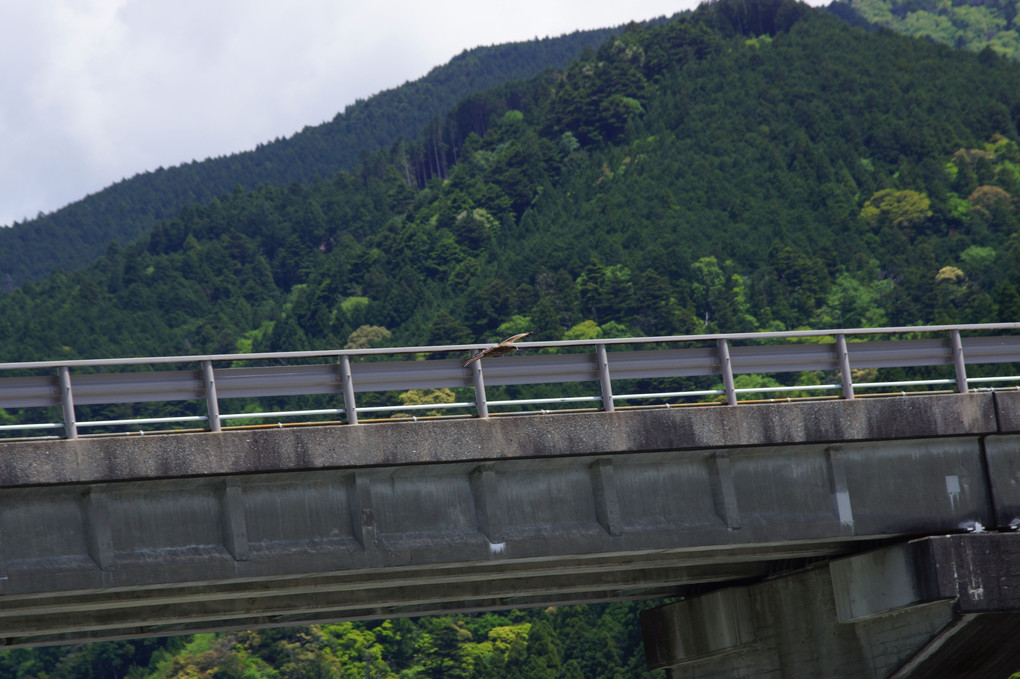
0, 0, 818, 227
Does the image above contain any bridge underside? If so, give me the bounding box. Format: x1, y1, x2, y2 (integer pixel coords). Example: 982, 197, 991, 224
0, 393, 1018, 659
3, 538, 871, 647
642, 533, 1020, 678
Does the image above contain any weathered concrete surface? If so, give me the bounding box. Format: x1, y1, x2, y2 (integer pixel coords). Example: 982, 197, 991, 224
0, 392, 1016, 653
0, 392, 1004, 488
984, 433, 1020, 528
642, 533, 1020, 678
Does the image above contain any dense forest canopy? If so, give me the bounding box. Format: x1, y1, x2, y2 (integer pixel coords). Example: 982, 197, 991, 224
830, 0, 1020, 57
3, 0, 1020, 675
0, 603, 656, 679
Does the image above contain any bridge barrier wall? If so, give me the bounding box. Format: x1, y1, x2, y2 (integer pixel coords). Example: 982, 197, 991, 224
0, 391, 1008, 488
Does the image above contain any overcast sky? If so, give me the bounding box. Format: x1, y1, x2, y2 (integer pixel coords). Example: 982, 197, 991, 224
0, 1, 821, 228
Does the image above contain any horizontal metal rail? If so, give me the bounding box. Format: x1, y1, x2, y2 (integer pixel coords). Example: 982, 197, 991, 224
0, 323, 1017, 439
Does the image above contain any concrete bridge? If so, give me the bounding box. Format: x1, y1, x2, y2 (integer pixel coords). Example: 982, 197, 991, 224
2, 324, 1020, 677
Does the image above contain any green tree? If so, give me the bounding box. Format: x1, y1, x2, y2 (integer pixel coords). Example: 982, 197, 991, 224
427, 310, 473, 345
814, 266, 894, 328
520, 620, 562, 679
496, 315, 533, 339
563, 320, 603, 341
268, 314, 309, 352
395, 388, 457, 417
860, 189, 933, 235
345, 325, 392, 350
421, 619, 471, 679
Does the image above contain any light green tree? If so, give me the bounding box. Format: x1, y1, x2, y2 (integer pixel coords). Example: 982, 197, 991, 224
814, 264, 893, 329
563, 320, 602, 341
959, 246, 996, 280
860, 189, 933, 232
395, 388, 457, 418
345, 325, 392, 350
496, 315, 533, 339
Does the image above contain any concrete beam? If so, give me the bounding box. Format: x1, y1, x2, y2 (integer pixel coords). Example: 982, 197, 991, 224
642, 588, 755, 668
5, 564, 762, 640
641, 533, 1020, 678
0, 436, 997, 592
829, 532, 1020, 623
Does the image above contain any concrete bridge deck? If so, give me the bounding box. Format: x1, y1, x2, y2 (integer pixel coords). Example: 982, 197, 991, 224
1, 390, 1019, 667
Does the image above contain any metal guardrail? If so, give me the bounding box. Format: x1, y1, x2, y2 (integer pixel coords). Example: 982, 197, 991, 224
1, 323, 1019, 440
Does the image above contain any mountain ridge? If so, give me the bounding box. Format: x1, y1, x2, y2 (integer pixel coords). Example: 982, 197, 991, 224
0, 0, 1016, 364
0, 24, 640, 288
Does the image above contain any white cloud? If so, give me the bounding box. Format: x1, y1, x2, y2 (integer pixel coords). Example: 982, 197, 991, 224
0, 0, 795, 227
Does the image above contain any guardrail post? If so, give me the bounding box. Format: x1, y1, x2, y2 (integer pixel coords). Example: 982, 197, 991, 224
597, 344, 614, 412
836, 334, 854, 399
202, 360, 222, 433
339, 354, 358, 424
58, 366, 78, 439
950, 329, 968, 393
717, 339, 737, 406
471, 361, 489, 418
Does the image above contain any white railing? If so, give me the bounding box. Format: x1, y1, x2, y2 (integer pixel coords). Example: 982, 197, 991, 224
1, 323, 1019, 440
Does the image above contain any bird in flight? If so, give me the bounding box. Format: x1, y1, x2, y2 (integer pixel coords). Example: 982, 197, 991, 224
463, 332, 533, 367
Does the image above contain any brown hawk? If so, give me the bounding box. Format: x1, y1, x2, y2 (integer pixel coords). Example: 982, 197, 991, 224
462, 332, 533, 367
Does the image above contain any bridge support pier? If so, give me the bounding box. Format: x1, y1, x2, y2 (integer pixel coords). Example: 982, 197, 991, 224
641, 532, 1020, 678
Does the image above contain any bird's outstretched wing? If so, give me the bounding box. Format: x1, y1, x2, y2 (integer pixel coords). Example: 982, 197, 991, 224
462, 351, 487, 367
463, 332, 533, 367
499, 332, 533, 344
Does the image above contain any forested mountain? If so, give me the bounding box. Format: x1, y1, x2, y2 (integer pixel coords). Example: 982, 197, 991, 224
0, 26, 626, 288
1, 0, 1018, 366
829, 0, 1020, 57
3, 0, 1020, 674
